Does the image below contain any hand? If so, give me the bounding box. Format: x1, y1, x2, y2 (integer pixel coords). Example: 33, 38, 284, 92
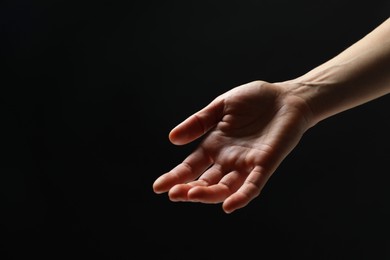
153, 80, 313, 213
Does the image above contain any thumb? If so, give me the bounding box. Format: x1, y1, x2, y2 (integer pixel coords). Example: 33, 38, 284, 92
169, 99, 225, 145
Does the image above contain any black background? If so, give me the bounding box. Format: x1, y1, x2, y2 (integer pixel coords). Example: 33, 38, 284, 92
1, 1, 390, 259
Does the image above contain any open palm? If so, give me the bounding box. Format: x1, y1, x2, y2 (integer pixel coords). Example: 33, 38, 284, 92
153, 80, 313, 213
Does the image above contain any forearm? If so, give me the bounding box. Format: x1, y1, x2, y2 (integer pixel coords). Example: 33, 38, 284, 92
287, 17, 390, 126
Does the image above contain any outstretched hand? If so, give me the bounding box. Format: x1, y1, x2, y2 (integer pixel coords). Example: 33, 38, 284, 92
153, 80, 313, 213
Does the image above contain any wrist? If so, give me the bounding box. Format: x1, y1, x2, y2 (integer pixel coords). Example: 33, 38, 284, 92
277, 69, 341, 126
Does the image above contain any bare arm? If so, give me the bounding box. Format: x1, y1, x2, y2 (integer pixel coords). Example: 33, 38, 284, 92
286, 17, 390, 126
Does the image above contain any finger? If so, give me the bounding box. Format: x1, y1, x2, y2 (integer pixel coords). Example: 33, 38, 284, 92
152, 147, 212, 194
168, 180, 208, 201
187, 170, 245, 203
187, 184, 231, 204
197, 164, 225, 185
222, 166, 270, 214
169, 99, 225, 145
168, 164, 225, 201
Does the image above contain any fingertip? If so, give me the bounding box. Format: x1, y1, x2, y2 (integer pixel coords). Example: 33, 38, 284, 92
168, 115, 205, 145
187, 186, 208, 200
222, 195, 246, 214
168, 129, 185, 145
168, 185, 189, 201
222, 200, 233, 214
222, 203, 234, 214
152, 179, 163, 194
224, 209, 233, 214
152, 175, 170, 194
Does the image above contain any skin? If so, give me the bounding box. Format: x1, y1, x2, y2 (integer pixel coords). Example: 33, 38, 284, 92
153, 17, 390, 214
